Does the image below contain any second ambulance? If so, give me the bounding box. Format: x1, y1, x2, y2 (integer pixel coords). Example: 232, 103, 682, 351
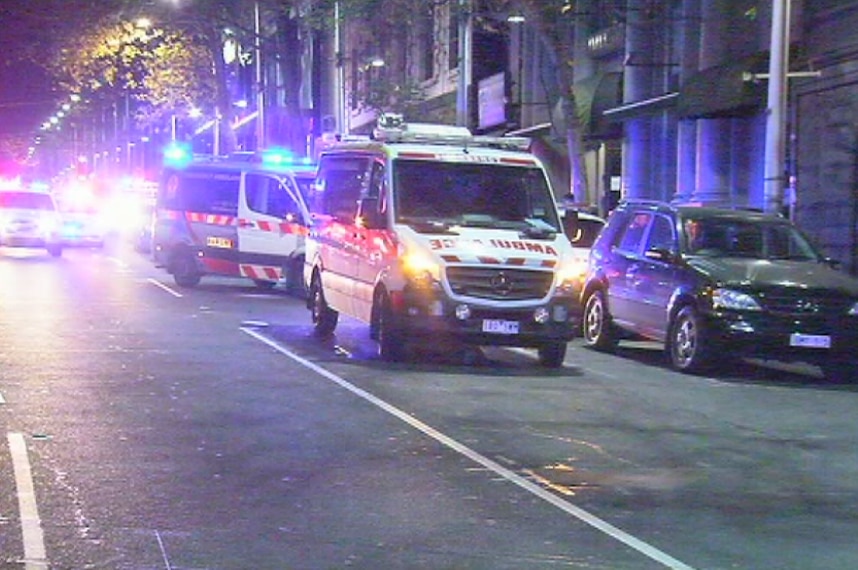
304, 116, 584, 367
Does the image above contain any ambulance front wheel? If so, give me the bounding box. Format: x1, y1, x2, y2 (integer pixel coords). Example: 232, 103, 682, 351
172, 251, 201, 287
310, 273, 338, 336
537, 341, 567, 368
376, 294, 407, 362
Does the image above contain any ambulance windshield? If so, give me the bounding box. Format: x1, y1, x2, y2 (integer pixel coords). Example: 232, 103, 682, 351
393, 159, 561, 233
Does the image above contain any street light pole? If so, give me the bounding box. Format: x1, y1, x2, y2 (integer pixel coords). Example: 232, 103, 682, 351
456, 0, 472, 128
763, 0, 791, 214
254, 1, 265, 150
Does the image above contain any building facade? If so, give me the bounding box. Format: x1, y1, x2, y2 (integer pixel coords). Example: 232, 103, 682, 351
310, 0, 858, 275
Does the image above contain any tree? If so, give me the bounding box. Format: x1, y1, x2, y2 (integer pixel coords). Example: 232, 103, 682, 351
480, 0, 587, 200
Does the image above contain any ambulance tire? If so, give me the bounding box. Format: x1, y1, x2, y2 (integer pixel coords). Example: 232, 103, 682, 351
172, 251, 201, 288
376, 295, 407, 362
310, 274, 338, 336
253, 279, 277, 291
537, 342, 567, 368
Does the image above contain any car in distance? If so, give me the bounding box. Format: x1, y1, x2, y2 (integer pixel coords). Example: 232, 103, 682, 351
580, 200, 858, 381
0, 189, 64, 256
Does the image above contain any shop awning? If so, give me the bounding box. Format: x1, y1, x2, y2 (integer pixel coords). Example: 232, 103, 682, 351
676, 52, 769, 119
574, 72, 623, 139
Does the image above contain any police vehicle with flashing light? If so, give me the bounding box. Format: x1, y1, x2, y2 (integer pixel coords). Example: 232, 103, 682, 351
304, 115, 583, 367
152, 148, 312, 291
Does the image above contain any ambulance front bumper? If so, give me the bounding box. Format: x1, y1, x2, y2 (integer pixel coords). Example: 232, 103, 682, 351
388, 289, 580, 347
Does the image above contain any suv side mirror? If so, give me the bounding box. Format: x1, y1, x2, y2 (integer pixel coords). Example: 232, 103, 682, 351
356, 197, 385, 229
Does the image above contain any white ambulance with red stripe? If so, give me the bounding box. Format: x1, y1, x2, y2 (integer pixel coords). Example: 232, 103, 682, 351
152, 153, 311, 291
304, 116, 584, 367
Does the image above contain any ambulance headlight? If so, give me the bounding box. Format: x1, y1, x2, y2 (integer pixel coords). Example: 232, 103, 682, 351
401, 250, 440, 288
554, 254, 588, 293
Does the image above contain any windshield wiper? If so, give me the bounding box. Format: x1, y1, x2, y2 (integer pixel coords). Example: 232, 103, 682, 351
399, 217, 457, 234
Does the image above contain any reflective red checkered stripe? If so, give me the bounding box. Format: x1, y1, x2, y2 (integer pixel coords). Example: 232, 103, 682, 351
242, 219, 309, 236
440, 254, 556, 268
240, 264, 282, 281
185, 212, 237, 226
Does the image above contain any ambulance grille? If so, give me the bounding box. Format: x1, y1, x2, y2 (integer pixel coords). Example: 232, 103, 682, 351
445, 267, 553, 301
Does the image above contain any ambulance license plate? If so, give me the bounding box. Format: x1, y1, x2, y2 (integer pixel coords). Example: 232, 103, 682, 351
207, 236, 233, 248
482, 319, 519, 335
789, 333, 830, 349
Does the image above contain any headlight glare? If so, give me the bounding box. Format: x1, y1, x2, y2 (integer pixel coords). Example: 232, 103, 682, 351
712, 288, 762, 311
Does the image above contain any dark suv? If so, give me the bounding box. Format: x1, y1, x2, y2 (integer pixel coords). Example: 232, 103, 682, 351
580, 200, 858, 381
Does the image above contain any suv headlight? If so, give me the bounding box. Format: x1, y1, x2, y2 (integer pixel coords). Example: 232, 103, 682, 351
712, 288, 762, 311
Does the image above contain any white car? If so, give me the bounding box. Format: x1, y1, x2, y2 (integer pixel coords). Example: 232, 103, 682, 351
0, 189, 64, 256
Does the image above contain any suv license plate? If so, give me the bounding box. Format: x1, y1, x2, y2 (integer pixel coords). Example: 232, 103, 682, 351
790, 333, 831, 349
482, 319, 519, 335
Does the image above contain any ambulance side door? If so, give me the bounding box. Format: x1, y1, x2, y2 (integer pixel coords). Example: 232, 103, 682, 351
237, 172, 307, 280
311, 154, 370, 316
352, 158, 388, 323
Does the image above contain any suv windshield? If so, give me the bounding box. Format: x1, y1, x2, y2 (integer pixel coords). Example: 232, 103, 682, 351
392, 159, 560, 232
683, 215, 820, 261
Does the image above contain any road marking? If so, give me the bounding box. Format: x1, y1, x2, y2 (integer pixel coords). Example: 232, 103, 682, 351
147, 278, 183, 298
240, 327, 696, 570
7, 432, 48, 569
0, 391, 5, 404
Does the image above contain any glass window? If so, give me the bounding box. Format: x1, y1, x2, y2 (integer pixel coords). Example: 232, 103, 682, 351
392, 159, 560, 231
617, 212, 651, 253
0, 191, 55, 210
160, 171, 239, 215
646, 214, 676, 252
245, 174, 300, 219
314, 156, 371, 221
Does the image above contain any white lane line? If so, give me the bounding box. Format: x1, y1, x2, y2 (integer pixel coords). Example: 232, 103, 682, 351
0, 391, 6, 404
147, 278, 183, 298
154, 529, 174, 570
7, 433, 48, 570
240, 327, 696, 570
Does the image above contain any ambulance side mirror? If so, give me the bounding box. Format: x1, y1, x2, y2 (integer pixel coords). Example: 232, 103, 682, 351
356, 197, 385, 229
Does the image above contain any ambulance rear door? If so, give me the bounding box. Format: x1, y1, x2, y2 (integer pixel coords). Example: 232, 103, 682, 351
237, 172, 310, 283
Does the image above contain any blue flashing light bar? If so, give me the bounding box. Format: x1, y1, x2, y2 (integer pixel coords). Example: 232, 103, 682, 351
163, 142, 193, 168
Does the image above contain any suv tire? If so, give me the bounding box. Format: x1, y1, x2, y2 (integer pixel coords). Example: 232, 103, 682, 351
667, 305, 714, 373
582, 290, 618, 351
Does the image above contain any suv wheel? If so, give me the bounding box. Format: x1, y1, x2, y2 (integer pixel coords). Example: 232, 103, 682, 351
582, 290, 617, 351
310, 273, 338, 336
667, 306, 714, 373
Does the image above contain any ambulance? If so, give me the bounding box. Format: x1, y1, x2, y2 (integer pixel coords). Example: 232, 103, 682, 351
304, 116, 584, 367
152, 151, 311, 291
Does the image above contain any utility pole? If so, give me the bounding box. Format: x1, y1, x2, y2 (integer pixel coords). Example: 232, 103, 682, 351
763, 0, 790, 214
456, 0, 472, 128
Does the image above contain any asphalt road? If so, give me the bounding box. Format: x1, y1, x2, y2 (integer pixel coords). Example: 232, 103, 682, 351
1, 236, 857, 569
